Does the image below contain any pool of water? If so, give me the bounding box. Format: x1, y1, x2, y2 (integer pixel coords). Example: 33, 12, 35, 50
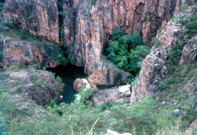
47, 64, 87, 104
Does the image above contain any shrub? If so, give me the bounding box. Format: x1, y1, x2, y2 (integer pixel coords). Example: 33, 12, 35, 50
181, 4, 188, 11
20, 30, 28, 40
34, 79, 42, 86
5, 65, 20, 72
91, 0, 97, 6
107, 29, 149, 75
58, 11, 65, 16
158, 82, 168, 90
3, 18, 21, 29
166, 41, 184, 66
56, 76, 63, 84
112, 27, 123, 40
58, 54, 68, 66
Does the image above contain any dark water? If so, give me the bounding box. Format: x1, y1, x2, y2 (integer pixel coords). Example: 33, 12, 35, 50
47, 64, 87, 104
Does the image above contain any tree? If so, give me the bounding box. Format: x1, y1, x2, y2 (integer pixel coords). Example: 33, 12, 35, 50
113, 27, 123, 40
106, 29, 150, 75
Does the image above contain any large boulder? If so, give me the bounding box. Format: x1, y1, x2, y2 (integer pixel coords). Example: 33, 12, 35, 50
3, 68, 64, 105
73, 78, 91, 92
92, 85, 131, 106
73, 78, 85, 92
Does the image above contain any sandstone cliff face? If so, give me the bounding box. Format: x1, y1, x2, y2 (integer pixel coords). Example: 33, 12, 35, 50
130, 6, 197, 104
3, 0, 59, 43
2, 0, 195, 87
66, 0, 192, 87
0, 35, 61, 69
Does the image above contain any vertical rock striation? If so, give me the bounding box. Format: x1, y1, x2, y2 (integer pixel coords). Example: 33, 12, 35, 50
2, 0, 195, 87
3, 0, 60, 43
130, 6, 197, 104
66, 0, 192, 87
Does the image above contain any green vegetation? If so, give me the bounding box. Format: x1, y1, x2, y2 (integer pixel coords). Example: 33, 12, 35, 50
173, 9, 197, 38
58, 54, 68, 66
55, 76, 63, 84
5, 65, 20, 72
58, 11, 65, 16
20, 30, 28, 40
106, 28, 150, 75
0, 58, 196, 135
0, 0, 5, 12
91, 0, 97, 6
181, 4, 189, 11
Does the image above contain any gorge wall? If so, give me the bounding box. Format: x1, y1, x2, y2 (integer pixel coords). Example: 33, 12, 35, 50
130, 6, 197, 104
2, 0, 195, 87
0, 35, 61, 69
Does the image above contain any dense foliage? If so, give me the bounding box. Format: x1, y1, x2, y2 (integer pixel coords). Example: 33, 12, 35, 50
0, 0, 5, 12
107, 28, 150, 75
58, 54, 68, 66
1, 62, 196, 135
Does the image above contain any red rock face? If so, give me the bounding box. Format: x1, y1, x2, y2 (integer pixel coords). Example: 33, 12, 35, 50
130, 6, 197, 104
66, 0, 188, 87
2, 0, 194, 87
0, 35, 61, 69
3, 0, 60, 43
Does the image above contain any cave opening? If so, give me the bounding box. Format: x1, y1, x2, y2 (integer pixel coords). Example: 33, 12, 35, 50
47, 64, 87, 104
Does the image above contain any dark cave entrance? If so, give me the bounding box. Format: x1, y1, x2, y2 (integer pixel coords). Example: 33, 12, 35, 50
47, 64, 87, 104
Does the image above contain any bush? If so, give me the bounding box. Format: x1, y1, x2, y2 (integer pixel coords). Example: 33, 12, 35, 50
181, 4, 188, 11
112, 27, 123, 40
5, 65, 20, 72
107, 29, 150, 75
3, 18, 21, 29
20, 30, 28, 40
34, 79, 42, 86
58, 11, 65, 16
56, 76, 63, 84
0, 0, 5, 12
58, 54, 68, 66
91, 0, 97, 6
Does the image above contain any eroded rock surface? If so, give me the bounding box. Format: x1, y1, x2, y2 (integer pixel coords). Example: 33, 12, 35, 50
66, 0, 192, 87
0, 35, 61, 69
4, 68, 63, 105
3, 0, 59, 43
130, 6, 197, 104
92, 85, 131, 106
2, 0, 196, 87
180, 36, 197, 65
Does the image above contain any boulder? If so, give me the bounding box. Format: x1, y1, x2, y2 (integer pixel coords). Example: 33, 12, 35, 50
73, 78, 91, 93
73, 78, 85, 92
92, 85, 131, 106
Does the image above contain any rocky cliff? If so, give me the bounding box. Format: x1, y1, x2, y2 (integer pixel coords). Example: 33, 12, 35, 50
3, 67, 64, 105
130, 6, 197, 104
2, 0, 195, 87
3, 0, 59, 43
0, 35, 62, 69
